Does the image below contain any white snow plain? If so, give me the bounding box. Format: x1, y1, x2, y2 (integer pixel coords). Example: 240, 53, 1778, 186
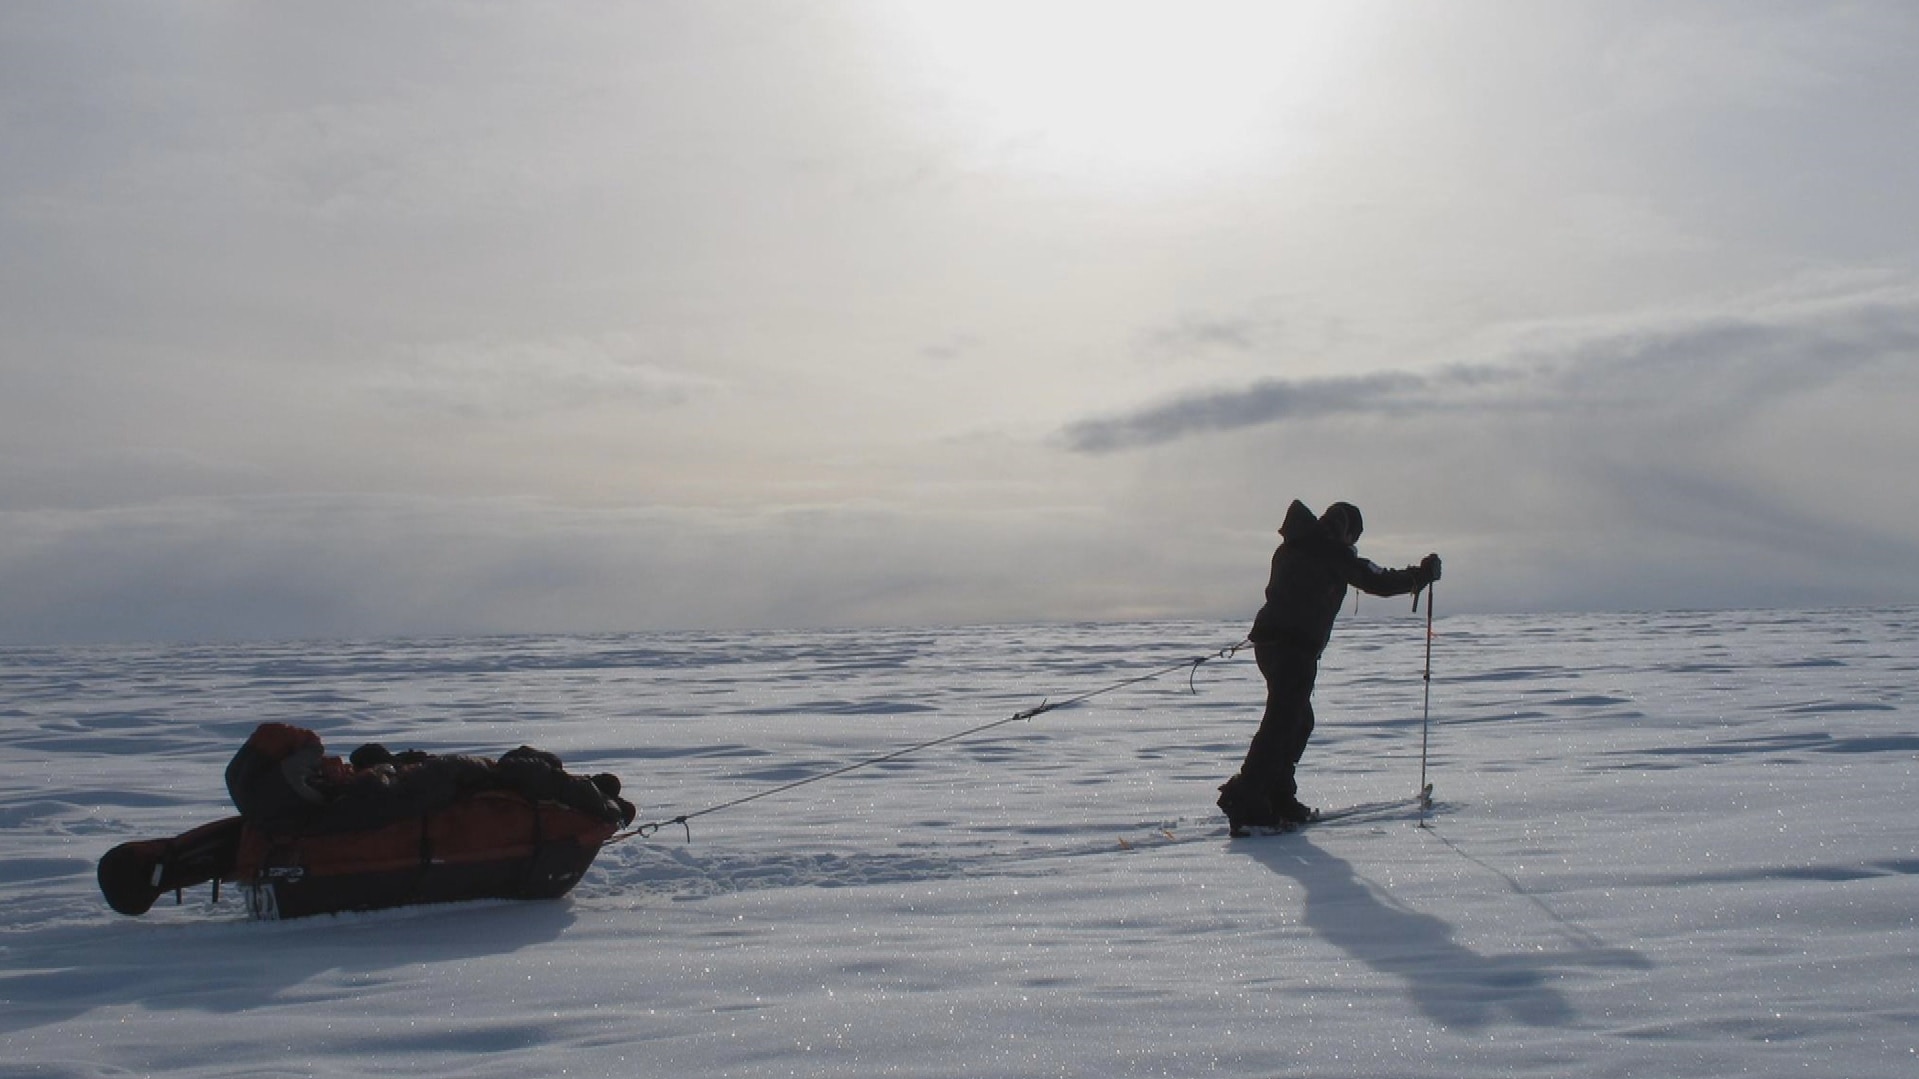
3, 607, 1916, 1078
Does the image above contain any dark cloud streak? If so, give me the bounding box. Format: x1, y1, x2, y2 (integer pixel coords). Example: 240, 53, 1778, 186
1062, 289, 1919, 454
1060, 372, 1417, 453
1059, 367, 1511, 453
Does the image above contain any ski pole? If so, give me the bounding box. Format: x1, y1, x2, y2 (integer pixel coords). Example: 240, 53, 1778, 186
1417, 581, 1435, 812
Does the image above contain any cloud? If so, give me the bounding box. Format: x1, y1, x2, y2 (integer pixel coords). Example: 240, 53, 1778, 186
1057, 367, 1510, 453
363, 334, 724, 420
7, 6, 1919, 642
1525, 289, 1919, 410
0, 495, 1201, 645
1061, 283, 1919, 453
1040, 280, 1919, 618
1140, 313, 1287, 355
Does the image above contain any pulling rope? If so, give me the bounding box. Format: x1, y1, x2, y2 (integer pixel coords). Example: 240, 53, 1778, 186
614, 639, 1253, 843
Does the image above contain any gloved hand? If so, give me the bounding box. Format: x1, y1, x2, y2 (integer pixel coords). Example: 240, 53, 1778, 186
1419, 553, 1442, 583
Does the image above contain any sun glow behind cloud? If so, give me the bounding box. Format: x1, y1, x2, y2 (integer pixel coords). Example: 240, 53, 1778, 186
7, 1, 1919, 643
864, 0, 1370, 192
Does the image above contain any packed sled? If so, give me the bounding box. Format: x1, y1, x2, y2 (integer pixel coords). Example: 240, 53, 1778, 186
98, 723, 636, 920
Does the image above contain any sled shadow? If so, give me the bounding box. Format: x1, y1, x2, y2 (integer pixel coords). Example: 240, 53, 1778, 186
1238, 835, 1648, 1030
0, 896, 578, 1035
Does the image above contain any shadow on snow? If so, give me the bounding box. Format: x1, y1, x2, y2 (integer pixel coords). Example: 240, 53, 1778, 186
1236, 835, 1650, 1031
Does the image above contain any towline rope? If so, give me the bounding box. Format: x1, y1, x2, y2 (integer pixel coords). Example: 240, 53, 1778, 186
614, 638, 1253, 843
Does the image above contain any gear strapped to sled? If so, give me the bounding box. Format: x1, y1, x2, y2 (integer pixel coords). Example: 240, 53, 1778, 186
98, 723, 635, 920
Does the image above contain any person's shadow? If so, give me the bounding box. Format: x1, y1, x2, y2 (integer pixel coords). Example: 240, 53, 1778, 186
1237, 834, 1649, 1029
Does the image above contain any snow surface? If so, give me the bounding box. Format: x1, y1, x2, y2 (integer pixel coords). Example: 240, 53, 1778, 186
3, 608, 1916, 1078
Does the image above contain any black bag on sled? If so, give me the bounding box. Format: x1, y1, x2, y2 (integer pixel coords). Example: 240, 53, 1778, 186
99, 724, 634, 920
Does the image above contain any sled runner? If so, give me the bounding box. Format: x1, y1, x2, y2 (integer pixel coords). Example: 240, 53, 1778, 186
99, 723, 634, 920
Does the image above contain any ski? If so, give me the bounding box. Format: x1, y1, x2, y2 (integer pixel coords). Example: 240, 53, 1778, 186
1227, 793, 1428, 837
1227, 818, 1306, 839
1311, 794, 1425, 824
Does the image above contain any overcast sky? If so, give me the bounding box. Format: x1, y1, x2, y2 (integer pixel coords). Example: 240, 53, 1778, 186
4, 1, 1917, 644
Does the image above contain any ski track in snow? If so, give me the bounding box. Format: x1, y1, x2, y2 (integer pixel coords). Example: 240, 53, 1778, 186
2, 609, 1916, 1078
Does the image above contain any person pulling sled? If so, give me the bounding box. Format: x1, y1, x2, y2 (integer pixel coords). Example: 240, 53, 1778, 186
1218, 500, 1440, 836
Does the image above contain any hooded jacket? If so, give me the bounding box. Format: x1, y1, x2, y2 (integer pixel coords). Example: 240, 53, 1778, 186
1248, 500, 1425, 653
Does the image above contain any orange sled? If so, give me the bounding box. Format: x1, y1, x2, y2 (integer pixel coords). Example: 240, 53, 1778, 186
99, 727, 630, 920
99, 793, 622, 920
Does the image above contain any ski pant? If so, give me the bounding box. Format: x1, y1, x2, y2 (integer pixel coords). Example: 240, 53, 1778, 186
1239, 642, 1319, 805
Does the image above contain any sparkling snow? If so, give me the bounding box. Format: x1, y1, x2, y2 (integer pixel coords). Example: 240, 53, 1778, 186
3, 608, 1915, 1077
